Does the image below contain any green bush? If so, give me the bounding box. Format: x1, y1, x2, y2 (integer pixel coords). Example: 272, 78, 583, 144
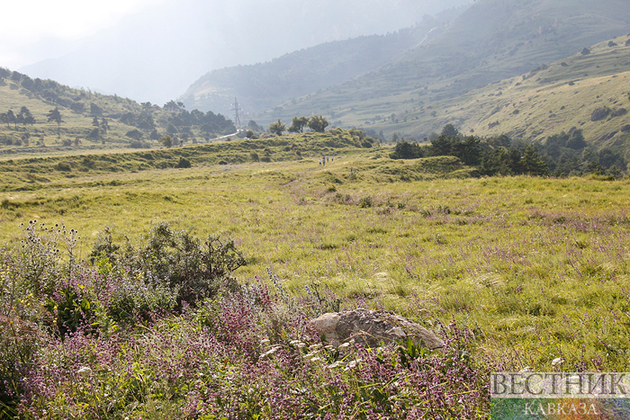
91, 223, 246, 308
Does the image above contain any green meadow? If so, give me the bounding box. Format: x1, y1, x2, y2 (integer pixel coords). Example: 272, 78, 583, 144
2, 133, 630, 372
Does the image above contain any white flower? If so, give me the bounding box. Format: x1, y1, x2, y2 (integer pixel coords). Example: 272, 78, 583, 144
339, 342, 351, 349
327, 361, 343, 369
77, 366, 92, 376
345, 359, 362, 370
552, 357, 565, 366
260, 346, 280, 359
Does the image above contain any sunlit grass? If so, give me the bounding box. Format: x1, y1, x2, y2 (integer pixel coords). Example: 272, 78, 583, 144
2, 144, 630, 372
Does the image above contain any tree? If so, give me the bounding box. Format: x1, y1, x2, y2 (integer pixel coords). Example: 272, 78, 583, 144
6, 110, 16, 130
441, 124, 460, 137
90, 103, 103, 116
288, 116, 309, 133
390, 141, 424, 159
18, 107, 34, 127
88, 128, 101, 140
100, 118, 109, 133
47, 108, 64, 137
160, 135, 173, 148
307, 115, 328, 133
268, 119, 286, 136
521, 146, 549, 176
126, 129, 143, 140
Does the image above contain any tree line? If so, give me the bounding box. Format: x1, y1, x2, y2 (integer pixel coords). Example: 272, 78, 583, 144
267, 115, 329, 136
0, 69, 237, 146
391, 124, 627, 177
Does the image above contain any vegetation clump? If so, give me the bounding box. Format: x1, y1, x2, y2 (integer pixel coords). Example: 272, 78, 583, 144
391, 125, 625, 178
0, 222, 493, 419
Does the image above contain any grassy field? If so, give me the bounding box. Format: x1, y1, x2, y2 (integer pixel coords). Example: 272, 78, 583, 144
2, 134, 630, 418
2, 135, 630, 370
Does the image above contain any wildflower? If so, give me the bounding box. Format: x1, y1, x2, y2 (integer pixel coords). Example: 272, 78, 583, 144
309, 357, 322, 363
344, 359, 362, 371
77, 366, 92, 376
339, 342, 351, 349
304, 351, 319, 359
552, 357, 565, 367
260, 346, 280, 359
327, 361, 343, 369
260, 338, 270, 346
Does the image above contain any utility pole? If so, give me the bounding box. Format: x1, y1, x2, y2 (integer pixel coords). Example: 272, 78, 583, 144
231, 98, 242, 128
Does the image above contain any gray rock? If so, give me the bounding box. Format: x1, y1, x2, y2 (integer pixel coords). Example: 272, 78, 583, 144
311, 308, 444, 349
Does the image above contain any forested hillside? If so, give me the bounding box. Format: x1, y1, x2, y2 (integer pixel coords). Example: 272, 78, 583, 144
0, 69, 235, 155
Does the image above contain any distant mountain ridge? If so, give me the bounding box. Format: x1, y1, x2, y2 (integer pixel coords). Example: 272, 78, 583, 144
255, 0, 630, 136
178, 10, 461, 118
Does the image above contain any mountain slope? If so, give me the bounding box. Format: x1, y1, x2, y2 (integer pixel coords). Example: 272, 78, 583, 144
178, 8, 466, 117
432, 34, 630, 154
0, 69, 235, 156
259, 0, 630, 133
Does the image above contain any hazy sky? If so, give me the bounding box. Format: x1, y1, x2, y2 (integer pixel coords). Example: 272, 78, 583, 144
6, 0, 472, 103
0, 0, 164, 68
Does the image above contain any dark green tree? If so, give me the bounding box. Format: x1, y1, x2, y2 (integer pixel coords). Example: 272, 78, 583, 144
288, 116, 309, 133
307, 115, 329, 133
160, 135, 173, 148
268, 119, 286, 136
6, 110, 16, 130
126, 129, 143, 140
47, 108, 64, 137
521, 146, 549, 176
90, 103, 103, 116
390, 141, 424, 159
18, 107, 34, 127
100, 118, 109, 133
441, 124, 460, 137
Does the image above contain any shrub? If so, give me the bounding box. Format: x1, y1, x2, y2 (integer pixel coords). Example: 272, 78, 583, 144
591, 107, 610, 121
390, 141, 424, 159
92, 223, 246, 308
54, 162, 71, 171
611, 108, 627, 118
175, 157, 191, 168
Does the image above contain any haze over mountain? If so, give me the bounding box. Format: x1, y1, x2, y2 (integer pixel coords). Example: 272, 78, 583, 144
178, 6, 467, 119
18, 0, 472, 105
253, 0, 630, 136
